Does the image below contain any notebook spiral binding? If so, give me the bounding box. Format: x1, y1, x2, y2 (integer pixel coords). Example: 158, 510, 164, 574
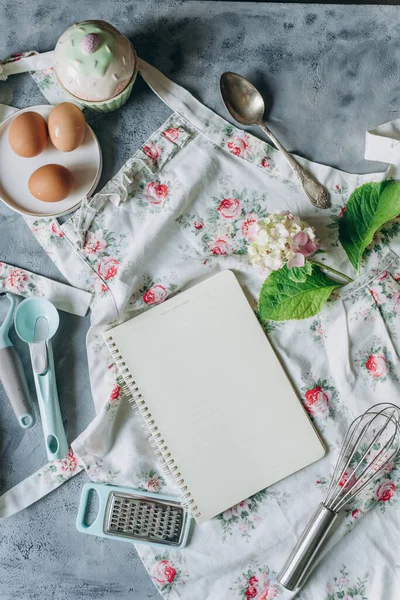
104, 336, 201, 520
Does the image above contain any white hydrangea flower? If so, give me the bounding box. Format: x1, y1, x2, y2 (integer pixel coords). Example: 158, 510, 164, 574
248, 211, 320, 275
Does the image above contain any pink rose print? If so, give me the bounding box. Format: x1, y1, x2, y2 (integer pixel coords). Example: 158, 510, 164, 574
147, 477, 161, 492
209, 238, 232, 256
143, 284, 168, 305
240, 214, 259, 242
143, 143, 161, 164
339, 206, 346, 218
227, 134, 249, 157
7, 268, 28, 293
217, 197, 241, 219
376, 480, 396, 502
261, 157, 270, 168
50, 222, 64, 238
152, 560, 177, 585
58, 449, 78, 473
365, 354, 388, 378
249, 577, 258, 586
339, 470, 356, 491
245, 587, 258, 599
304, 386, 330, 418
194, 221, 204, 230
352, 509, 361, 519
146, 182, 168, 204
162, 127, 180, 142
97, 258, 119, 281
83, 230, 107, 255
110, 384, 120, 401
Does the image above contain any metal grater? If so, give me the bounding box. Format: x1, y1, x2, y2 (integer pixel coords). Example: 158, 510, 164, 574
77, 483, 191, 550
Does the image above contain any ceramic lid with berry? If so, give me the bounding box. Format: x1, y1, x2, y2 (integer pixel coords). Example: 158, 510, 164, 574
54, 20, 136, 102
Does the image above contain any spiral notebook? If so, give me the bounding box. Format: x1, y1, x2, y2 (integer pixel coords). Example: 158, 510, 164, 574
103, 270, 325, 525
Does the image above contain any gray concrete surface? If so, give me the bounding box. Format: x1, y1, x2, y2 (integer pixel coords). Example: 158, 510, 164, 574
0, 1, 398, 598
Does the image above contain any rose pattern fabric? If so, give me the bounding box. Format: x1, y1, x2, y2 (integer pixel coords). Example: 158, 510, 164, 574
7, 268, 29, 293
218, 198, 242, 219
162, 127, 180, 142
82, 230, 107, 255
230, 564, 280, 599
143, 284, 168, 305
355, 342, 398, 388
146, 182, 168, 204
13, 73, 400, 600
375, 480, 396, 502
143, 142, 161, 165
37, 448, 81, 483
365, 354, 388, 378
301, 377, 339, 427
148, 552, 188, 596
326, 566, 369, 600
137, 468, 166, 493
97, 257, 119, 281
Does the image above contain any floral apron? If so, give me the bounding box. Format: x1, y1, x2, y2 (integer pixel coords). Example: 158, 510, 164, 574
2, 58, 400, 600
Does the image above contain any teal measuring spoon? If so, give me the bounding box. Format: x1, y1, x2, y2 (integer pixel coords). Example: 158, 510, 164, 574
0, 292, 35, 428
14, 298, 68, 460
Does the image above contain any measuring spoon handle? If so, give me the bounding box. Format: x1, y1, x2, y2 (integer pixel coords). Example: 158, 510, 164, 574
258, 123, 330, 209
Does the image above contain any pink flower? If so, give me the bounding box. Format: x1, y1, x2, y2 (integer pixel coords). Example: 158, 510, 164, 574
217, 197, 241, 219
7, 268, 28, 293
152, 560, 177, 585
261, 157, 270, 168
50, 222, 64, 238
146, 182, 168, 204
376, 480, 396, 502
143, 284, 168, 305
143, 143, 161, 164
370, 289, 380, 304
162, 127, 179, 142
304, 386, 330, 418
97, 258, 119, 281
110, 384, 120, 401
249, 576, 259, 586
83, 230, 107, 255
209, 238, 232, 256
240, 215, 259, 242
352, 509, 361, 519
365, 354, 388, 378
227, 134, 249, 157
194, 221, 203, 230
147, 477, 161, 492
245, 587, 258, 599
288, 231, 320, 269
339, 206, 346, 218
58, 449, 78, 473
335, 184, 340, 191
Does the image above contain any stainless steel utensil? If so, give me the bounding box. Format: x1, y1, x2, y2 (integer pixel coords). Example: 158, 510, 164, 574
278, 403, 400, 591
220, 72, 330, 209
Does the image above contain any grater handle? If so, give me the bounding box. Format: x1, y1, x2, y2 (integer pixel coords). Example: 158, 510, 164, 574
76, 483, 110, 535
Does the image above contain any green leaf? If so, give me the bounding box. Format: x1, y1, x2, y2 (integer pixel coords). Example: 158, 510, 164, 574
287, 261, 313, 283
339, 180, 400, 271
259, 265, 341, 321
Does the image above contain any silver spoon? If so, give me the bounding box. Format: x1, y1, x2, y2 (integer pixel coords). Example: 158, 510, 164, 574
220, 72, 330, 209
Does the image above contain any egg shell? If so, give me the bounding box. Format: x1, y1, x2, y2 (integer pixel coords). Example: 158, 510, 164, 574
8, 111, 48, 158
28, 164, 75, 202
48, 103, 86, 152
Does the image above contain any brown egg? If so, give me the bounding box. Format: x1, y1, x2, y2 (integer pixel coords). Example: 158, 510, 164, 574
28, 164, 75, 202
48, 103, 86, 152
8, 111, 48, 158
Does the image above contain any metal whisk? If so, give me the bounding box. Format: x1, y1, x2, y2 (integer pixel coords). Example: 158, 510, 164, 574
278, 403, 400, 591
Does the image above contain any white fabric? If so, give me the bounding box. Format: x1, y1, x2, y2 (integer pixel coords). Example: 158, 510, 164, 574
2, 57, 400, 599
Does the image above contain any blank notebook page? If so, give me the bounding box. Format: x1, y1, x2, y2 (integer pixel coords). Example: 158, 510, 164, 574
106, 270, 325, 525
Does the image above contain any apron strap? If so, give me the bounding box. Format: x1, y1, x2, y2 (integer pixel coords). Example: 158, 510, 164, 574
0, 450, 83, 518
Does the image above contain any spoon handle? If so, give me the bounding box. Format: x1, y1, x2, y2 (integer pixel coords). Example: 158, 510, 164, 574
258, 123, 330, 209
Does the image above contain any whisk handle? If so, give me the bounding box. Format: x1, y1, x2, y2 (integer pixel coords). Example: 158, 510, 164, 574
277, 503, 338, 592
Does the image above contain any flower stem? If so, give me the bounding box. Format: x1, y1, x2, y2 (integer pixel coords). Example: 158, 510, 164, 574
309, 260, 354, 283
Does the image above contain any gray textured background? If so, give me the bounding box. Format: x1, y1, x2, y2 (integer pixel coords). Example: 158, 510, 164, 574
0, 1, 398, 598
